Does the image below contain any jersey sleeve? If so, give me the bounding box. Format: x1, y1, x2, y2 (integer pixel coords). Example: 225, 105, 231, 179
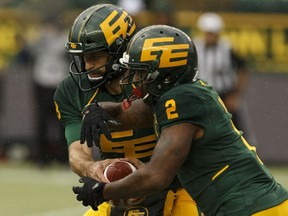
54, 82, 82, 146
154, 90, 207, 132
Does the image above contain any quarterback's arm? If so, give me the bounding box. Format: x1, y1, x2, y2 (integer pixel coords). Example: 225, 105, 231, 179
69, 141, 95, 177
102, 122, 199, 200
99, 99, 154, 130
69, 141, 121, 182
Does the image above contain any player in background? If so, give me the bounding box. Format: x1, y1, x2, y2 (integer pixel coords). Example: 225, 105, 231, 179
54, 4, 201, 216
73, 25, 288, 216
194, 12, 249, 130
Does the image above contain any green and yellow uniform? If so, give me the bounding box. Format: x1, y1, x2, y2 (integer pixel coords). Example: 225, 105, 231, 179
54, 75, 155, 162
154, 79, 288, 216
54, 75, 201, 216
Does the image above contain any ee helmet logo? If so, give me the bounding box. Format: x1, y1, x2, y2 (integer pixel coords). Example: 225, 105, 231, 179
140, 37, 189, 68
100, 10, 135, 46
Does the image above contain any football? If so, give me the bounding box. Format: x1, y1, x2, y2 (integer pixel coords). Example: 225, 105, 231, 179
104, 161, 136, 183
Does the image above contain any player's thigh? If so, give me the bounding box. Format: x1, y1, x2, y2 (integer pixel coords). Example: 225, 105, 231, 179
83, 202, 111, 216
252, 199, 288, 216
164, 188, 202, 216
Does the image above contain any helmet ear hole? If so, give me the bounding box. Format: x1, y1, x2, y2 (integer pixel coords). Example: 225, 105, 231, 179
164, 74, 172, 84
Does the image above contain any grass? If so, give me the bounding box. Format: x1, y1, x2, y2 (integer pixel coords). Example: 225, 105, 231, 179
0, 161, 87, 216
0, 161, 287, 216
266, 165, 288, 188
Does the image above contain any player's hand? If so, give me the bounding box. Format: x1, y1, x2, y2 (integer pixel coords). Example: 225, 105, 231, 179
80, 103, 113, 147
87, 158, 121, 182
72, 177, 107, 211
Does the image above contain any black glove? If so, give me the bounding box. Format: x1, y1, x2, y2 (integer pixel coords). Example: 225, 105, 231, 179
80, 103, 112, 148
72, 177, 107, 211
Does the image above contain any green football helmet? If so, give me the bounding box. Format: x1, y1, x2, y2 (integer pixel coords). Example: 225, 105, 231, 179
119, 25, 198, 105
66, 4, 136, 91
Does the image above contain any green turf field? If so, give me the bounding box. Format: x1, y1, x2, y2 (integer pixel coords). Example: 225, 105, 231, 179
0, 162, 87, 216
1, 161, 288, 216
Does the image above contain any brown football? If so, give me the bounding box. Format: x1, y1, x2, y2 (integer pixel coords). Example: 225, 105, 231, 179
104, 161, 136, 183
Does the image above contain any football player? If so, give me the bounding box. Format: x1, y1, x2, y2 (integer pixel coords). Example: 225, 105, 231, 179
73, 25, 288, 215
54, 4, 201, 216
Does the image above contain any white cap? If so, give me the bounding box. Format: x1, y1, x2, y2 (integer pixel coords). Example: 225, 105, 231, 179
118, 0, 146, 15
197, 12, 224, 33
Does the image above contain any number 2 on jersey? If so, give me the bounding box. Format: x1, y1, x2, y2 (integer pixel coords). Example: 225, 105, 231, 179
165, 99, 179, 119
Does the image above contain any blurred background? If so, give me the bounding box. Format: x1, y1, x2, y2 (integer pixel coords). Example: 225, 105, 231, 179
0, 0, 288, 215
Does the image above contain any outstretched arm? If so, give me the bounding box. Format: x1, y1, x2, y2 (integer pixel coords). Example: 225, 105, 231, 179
102, 123, 196, 199
69, 141, 94, 177
69, 141, 120, 182
74, 123, 198, 202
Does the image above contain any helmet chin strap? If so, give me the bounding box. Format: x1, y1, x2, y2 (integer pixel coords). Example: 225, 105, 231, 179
127, 87, 142, 102
122, 86, 144, 109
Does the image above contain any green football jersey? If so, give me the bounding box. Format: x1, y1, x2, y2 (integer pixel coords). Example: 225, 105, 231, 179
54, 75, 156, 162
154, 79, 288, 215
